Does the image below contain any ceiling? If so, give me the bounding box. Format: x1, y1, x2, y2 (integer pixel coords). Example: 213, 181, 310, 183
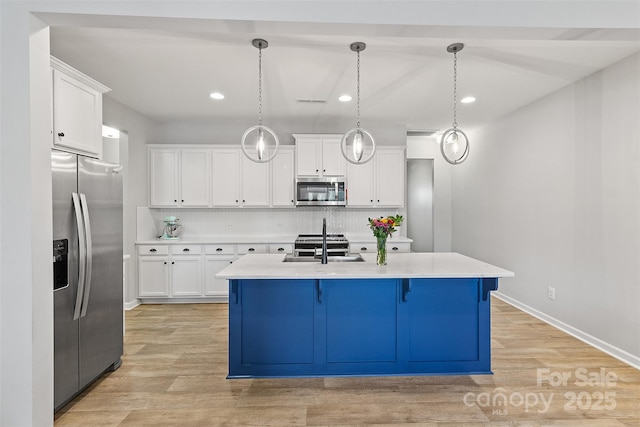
49, 17, 640, 133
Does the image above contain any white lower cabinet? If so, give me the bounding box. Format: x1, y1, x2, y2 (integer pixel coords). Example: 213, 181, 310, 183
138, 256, 170, 297
269, 243, 293, 254
204, 256, 234, 297
350, 241, 411, 254
136, 241, 296, 302
171, 256, 202, 296
138, 244, 224, 301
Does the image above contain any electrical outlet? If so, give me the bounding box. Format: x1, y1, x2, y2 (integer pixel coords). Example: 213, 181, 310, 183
548, 286, 556, 300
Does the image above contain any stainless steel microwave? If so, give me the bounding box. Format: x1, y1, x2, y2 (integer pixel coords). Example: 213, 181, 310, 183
295, 177, 346, 206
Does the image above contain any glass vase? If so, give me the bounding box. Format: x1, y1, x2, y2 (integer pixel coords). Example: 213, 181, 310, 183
376, 235, 387, 266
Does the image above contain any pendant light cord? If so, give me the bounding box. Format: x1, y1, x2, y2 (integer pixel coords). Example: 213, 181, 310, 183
452, 50, 458, 129
258, 44, 263, 126
356, 48, 361, 129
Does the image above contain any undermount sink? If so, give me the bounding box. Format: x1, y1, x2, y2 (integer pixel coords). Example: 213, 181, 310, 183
283, 254, 365, 263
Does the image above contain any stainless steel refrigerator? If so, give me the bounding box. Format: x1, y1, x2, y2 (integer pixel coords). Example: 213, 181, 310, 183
52, 149, 123, 410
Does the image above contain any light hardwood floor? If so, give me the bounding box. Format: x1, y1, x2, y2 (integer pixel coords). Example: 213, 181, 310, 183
55, 297, 640, 426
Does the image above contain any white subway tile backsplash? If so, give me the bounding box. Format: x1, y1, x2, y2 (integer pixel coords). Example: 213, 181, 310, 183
142, 207, 406, 240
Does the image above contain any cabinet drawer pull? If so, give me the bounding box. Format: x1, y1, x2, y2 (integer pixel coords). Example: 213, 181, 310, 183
57, 132, 65, 138
277, 247, 285, 252
392, 247, 399, 251
149, 248, 157, 253
216, 248, 223, 252
183, 248, 190, 252
361, 247, 367, 251
248, 248, 255, 252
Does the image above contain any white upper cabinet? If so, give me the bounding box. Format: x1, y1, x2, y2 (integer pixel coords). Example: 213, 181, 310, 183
375, 149, 405, 206
147, 143, 399, 209
346, 159, 374, 206
51, 56, 110, 159
271, 147, 295, 207
149, 147, 211, 207
294, 134, 346, 177
149, 149, 180, 207
241, 155, 270, 206
180, 149, 211, 207
347, 147, 406, 207
211, 149, 241, 206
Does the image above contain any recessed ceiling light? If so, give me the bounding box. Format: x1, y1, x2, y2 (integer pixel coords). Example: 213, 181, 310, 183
209, 92, 225, 100
338, 94, 352, 102
461, 96, 476, 104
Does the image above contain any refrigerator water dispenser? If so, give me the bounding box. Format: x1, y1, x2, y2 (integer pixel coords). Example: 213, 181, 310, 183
53, 238, 68, 290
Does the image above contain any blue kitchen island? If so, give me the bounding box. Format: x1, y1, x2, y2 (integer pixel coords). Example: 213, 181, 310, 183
216, 252, 514, 378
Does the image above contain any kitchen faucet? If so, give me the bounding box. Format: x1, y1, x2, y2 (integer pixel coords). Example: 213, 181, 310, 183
321, 218, 328, 264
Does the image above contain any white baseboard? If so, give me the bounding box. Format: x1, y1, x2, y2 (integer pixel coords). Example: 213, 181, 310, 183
124, 299, 140, 310
138, 297, 229, 304
493, 292, 640, 370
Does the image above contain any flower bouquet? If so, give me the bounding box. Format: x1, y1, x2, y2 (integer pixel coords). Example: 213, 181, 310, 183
368, 215, 403, 265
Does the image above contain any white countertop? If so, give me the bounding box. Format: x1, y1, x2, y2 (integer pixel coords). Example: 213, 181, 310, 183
135, 234, 412, 245
136, 235, 299, 245
216, 252, 514, 280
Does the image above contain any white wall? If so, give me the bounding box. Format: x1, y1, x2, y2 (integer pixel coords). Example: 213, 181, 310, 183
452, 53, 640, 365
0, 10, 53, 426
103, 97, 159, 306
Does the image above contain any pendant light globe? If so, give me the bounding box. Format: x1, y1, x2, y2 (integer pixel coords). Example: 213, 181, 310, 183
241, 38, 279, 163
341, 42, 376, 165
440, 42, 470, 165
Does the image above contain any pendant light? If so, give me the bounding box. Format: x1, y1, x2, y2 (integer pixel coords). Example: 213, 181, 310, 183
341, 42, 376, 165
440, 43, 470, 165
241, 38, 279, 163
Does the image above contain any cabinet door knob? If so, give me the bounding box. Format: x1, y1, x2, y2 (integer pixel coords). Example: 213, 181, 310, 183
171, 261, 175, 264
57, 132, 65, 137
183, 248, 190, 252
370, 200, 373, 203
174, 199, 177, 202
243, 200, 246, 203
181, 199, 184, 202
216, 248, 223, 252
248, 248, 255, 252
235, 200, 239, 203
149, 248, 157, 252
163, 261, 167, 265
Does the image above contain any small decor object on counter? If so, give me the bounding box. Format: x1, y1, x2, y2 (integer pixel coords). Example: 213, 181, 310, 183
160, 215, 181, 240
368, 215, 403, 265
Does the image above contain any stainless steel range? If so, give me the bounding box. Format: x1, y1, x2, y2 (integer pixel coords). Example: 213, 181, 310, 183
294, 234, 349, 257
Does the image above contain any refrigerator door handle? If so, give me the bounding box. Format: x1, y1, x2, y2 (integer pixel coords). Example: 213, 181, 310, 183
72, 192, 86, 320
79, 193, 93, 318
